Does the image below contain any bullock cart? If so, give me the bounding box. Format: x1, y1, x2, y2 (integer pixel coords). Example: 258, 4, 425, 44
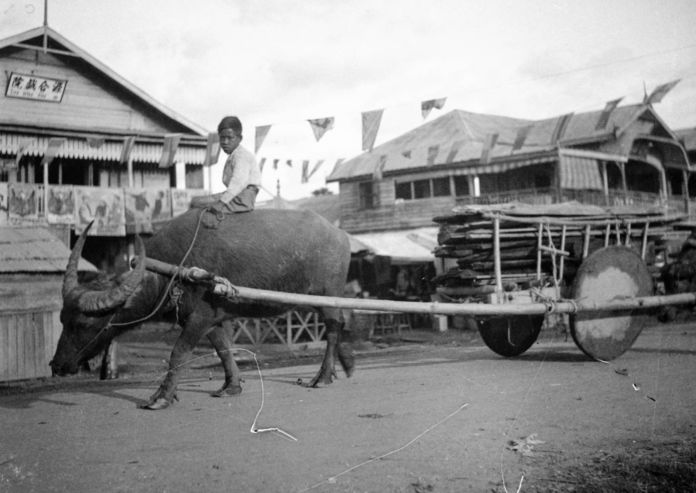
140, 202, 696, 363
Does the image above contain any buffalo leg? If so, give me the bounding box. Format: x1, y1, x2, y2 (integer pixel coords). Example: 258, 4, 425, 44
207, 325, 242, 397
308, 309, 355, 387
143, 317, 207, 410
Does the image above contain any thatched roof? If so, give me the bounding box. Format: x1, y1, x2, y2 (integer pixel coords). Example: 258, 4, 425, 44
0, 227, 97, 274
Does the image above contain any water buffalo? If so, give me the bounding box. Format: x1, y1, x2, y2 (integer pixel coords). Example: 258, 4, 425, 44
51, 208, 354, 410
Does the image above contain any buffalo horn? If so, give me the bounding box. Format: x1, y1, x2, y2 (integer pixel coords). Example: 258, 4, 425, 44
77, 235, 147, 313
62, 221, 94, 301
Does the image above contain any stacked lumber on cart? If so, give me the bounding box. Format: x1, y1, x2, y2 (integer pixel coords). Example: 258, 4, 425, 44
432, 201, 686, 301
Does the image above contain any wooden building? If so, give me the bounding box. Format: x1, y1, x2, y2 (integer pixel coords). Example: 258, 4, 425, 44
328, 104, 693, 237
0, 226, 96, 382
0, 25, 215, 272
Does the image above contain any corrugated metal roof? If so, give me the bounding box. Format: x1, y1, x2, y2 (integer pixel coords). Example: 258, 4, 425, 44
351, 227, 438, 264
675, 127, 696, 152
0, 226, 97, 273
328, 104, 651, 182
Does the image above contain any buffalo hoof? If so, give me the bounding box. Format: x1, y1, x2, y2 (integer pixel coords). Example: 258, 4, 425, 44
141, 392, 178, 410
308, 367, 337, 388
142, 398, 173, 410
211, 385, 242, 397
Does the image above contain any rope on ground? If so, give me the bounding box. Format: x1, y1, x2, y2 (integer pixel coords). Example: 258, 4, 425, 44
299, 402, 469, 492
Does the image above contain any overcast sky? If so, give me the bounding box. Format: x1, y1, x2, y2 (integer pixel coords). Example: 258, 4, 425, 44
2, 0, 695, 200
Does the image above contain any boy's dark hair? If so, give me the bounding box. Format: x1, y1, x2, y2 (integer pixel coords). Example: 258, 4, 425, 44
218, 116, 242, 134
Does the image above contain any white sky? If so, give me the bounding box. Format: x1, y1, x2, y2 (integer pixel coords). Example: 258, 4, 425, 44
1, 0, 695, 200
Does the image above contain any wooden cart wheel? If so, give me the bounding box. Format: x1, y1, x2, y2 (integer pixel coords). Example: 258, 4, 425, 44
570, 246, 653, 361
477, 315, 544, 357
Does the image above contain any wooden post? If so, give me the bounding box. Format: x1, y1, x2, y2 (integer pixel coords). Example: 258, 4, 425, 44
641, 223, 649, 260
625, 223, 631, 247
604, 224, 610, 247
559, 225, 567, 281
58, 162, 63, 185
601, 161, 609, 206
127, 155, 134, 189
683, 170, 690, 216
286, 311, 292, 346
582, 225, 591, 259
493, 217, 503, 296
43, 160, 48, 217
536, 223, 543, 280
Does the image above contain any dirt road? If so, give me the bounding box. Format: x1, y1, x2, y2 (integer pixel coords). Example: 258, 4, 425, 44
1, 322, 694, 492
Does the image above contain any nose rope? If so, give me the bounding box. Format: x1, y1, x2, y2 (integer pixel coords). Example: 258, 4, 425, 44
62, 209, 207, 369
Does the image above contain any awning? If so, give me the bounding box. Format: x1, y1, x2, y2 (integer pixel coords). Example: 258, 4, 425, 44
350, 227, 438, 264
0, 133, 206, 164
559, 153, 604, 190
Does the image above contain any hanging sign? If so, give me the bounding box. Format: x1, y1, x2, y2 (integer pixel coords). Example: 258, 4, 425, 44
6, 72, 67, 103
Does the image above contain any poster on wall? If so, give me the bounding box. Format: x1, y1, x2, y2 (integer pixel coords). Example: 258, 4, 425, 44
73, 187, 125, 236
8, 183, 40, 222
171, 189, 207, 217
47, 185, 76, 224
124, 188, 171, 234
0, 182, 8, 224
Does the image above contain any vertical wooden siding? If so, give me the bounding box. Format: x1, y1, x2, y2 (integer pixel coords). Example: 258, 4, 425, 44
0, 48, 176, 133
0, 310, 61, 381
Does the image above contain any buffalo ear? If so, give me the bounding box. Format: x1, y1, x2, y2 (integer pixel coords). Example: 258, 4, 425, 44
76, 235, 147, 314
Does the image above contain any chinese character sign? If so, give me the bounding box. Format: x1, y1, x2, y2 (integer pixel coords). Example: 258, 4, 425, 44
6, 72, 67, 103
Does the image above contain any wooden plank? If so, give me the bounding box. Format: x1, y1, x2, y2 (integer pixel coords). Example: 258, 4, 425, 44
25, 313, 37, 379
35, 312, 48, 378
7, 314, 21, 380
0, 282, 62, 313
0, 317, 8, 381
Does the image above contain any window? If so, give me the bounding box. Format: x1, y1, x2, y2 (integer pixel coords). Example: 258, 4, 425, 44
395, 181, 412, 200
454, 176, 470, 196
413, 179, 431, 199
432, 177, 450, 197
394, 176, 460, 200
358, 181, 375, 209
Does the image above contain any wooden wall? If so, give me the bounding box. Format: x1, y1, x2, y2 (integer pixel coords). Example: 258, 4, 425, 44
339, 180, 455, 233
0, 47, 180, 133
0, 276, 63, 382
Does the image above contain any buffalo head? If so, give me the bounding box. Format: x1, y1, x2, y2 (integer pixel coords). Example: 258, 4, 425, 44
50, 223, 147, 376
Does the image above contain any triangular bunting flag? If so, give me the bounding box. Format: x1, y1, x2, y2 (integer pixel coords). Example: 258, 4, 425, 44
644, 79, 680, 105
427, 145, 439, 166
402, 150, 412, 159
445, 140, 464, 163
119, 136, 136, 165
159, 134, 182, 168
259, 158, 266, 173
421, 97, 447, 119
362, 109, 384, 152
255, 125, 271, 154
308, 159, 325, 179
301, 160, 310, 183
87, 136, 105, 149
41, 138, 66, 167
512, 125, 533, 151
595, 98, 624, 130
480, 133, 499, 164
286, 159, 292, 168
373, 155, 387, 180
15, 138, 32, 166
308, 117, 335, 142
273, 159, 279, 170
203, 133, 221, 166
550, 113, 573, 144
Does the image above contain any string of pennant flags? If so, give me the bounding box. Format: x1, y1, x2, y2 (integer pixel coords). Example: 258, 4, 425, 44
251, 79, 680, 179
10, 79, 680, 186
